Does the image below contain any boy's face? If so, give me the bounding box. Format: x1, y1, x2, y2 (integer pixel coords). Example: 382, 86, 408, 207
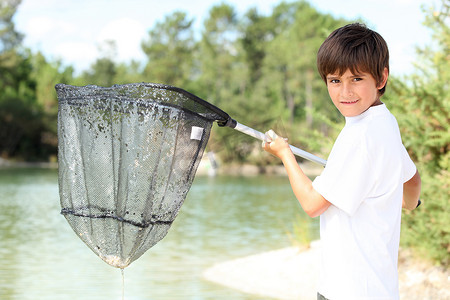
326, 68, 388, 117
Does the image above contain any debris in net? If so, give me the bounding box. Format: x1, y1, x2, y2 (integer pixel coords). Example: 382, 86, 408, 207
56, 83, 224, 268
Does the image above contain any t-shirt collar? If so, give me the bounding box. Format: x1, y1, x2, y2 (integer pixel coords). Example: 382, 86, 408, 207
345, 103, 387, 124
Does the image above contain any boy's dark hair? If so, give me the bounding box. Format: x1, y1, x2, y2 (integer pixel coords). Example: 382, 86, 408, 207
317, 23, 389, 96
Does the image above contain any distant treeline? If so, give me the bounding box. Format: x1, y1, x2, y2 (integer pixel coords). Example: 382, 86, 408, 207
0, 0, 448, 265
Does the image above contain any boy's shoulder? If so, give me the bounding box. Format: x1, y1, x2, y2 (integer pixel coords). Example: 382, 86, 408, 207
348, 105, 396, 131
341, 105, 400, 148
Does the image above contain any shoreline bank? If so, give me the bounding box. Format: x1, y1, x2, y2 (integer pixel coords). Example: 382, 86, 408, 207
203, 241, 449, 300
0, 157, 323, 177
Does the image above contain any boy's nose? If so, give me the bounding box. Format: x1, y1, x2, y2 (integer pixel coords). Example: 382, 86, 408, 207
341, 83, 354, 98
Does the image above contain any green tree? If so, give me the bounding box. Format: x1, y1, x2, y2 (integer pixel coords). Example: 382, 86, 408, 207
240, 7, 273, 84
261, 1, 344, 125
0, 0, 23, 89
195, 3, 269, 163
141, 11, 196, 88
30, 51, 73, 156
388, 1, 449, 266
196, 3, 243, 105
31, 51, 73, 114
114, 60, 145, 85
0, 0, 63, 161
0, 0, 48, 160
0, 0, 23, 52
79, 40, 118, 87
0, 50, 40, 159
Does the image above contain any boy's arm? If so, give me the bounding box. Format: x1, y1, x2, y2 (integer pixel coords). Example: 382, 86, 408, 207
402, 169, 421, 210
263, 136, 331, 218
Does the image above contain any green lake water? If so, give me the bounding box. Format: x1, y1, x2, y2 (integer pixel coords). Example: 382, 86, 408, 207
0, 167, 318, 300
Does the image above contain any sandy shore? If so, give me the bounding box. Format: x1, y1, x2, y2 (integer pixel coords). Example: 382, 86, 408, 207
204, 242, 321, 300
203, 241, 449, 300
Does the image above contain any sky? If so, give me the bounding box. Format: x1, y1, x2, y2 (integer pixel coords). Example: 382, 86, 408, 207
13, 0, 440, 76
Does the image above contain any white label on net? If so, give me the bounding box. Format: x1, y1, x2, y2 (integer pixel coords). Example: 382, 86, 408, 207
191, 126, 204, 140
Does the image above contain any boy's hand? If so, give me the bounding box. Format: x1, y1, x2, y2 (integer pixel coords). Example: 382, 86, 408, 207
262, 130, 292, 159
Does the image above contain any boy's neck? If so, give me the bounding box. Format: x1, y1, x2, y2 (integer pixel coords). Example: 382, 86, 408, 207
371, 98, 383, 107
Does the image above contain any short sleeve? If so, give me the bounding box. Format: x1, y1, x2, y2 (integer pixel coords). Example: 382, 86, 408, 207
401, 145, 416, 182
312, 133, 374, 216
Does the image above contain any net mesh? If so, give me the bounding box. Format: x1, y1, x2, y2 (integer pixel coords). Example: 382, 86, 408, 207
56, 83, 227, 268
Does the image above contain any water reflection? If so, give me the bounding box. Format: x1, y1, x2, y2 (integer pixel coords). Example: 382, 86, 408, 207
0, 168, 318, 299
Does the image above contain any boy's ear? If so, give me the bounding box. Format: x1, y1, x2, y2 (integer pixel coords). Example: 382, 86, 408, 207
378, 67, 389, 90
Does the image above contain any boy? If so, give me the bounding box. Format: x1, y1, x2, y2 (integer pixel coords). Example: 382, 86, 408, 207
262, 23, 421, 300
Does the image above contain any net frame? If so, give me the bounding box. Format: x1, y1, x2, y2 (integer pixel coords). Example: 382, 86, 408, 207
56, 83, 229, 268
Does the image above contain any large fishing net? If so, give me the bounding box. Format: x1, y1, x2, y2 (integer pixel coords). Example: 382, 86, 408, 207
56, 83, 229, 269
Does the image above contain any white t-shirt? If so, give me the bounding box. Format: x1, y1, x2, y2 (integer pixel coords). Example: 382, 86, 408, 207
312, 104, 416, 300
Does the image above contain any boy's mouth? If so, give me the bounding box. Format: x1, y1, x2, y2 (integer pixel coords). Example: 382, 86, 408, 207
341, 100, 359, 104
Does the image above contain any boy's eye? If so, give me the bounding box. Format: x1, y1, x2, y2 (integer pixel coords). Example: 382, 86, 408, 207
353, 77, 363, 82
329, 79, 340, 84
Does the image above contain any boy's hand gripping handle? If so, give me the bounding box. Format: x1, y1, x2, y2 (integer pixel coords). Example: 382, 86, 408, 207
233, 123, 327, 167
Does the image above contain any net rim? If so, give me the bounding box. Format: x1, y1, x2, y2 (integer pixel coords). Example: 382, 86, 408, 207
55, 82, 231, 125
